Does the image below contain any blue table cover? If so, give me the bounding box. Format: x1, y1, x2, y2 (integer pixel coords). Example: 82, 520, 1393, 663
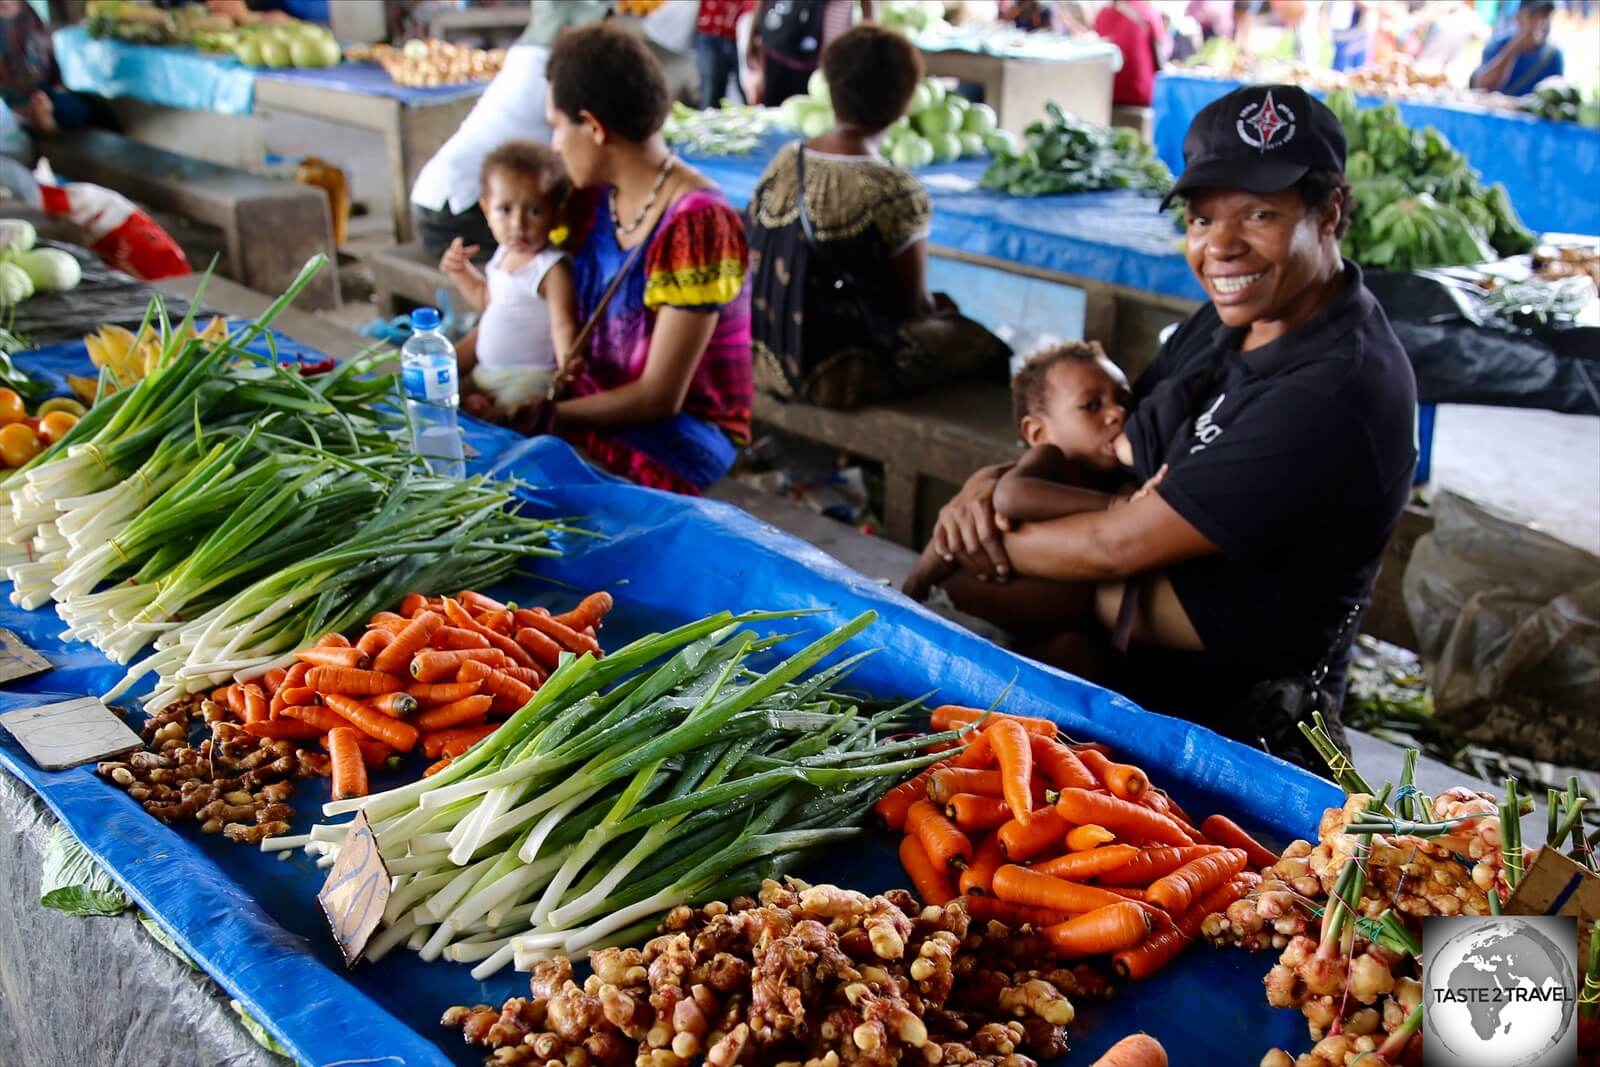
1152, 71, 1600, 239
52, 26, 486, 116
0, 336, 1338, 1065
687, 133, 1205, 303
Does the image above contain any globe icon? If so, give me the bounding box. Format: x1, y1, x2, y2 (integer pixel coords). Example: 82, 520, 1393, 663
1424, 917, 1577, 1067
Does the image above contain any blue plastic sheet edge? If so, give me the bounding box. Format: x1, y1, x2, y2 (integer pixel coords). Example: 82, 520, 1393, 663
0, 340, 1342, 1064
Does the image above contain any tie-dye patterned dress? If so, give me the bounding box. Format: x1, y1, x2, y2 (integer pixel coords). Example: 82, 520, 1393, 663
564, 187, 752, 495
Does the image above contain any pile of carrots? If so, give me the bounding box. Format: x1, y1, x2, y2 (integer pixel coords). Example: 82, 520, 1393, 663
877, 706, 1279, 981
211, 588, 615, 800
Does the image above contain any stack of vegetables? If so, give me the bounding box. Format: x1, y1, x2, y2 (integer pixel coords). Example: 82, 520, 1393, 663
283, 609, 958, 980
663, 101, 778, 158
981, 103, 1173, 198
0, 390, 83, 469
881, 707, 1277, 977
2, 258, 565, 713
780, 71, 1011, 167
230, 588, 615, 796
0, 222, 83, 308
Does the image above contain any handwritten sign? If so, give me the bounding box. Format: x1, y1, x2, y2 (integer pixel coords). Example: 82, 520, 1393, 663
0, 697, 141, 770
0, 628, 50, 683
318, 810, 390, 967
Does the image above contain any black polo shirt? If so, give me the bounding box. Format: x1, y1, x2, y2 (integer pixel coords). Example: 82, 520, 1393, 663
1124, 260, 1417, 684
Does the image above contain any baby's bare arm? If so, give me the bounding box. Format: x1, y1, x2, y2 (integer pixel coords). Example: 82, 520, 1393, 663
993, 444, 1115, 524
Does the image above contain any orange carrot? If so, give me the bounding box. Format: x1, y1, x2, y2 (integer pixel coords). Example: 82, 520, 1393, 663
499, 663, 545, 687
240, 683, 268, 724
1031, 735, 1099, 791
327, 728, 368, 800
369, 611, 408, 630
322, 693, 420, 752
458, 658, 535, 714
457, 589, 507, 615
906, 799, 973, 871
951, 730, 995, 768
262, 667, 287, 695
407, 680, 482, 705
422, 722, 500, 760
414, 694, 494, 732
1200, 814, 1280, 869
1077, 748, 1150, 802
268, 688, 288, 718
1096, 845, 1226, 887
1090, 1034, 1168, 1067
325, 733, 395, 771
225, 684, 246, 719
1067, 824, 1117, 851
1112, 873, 1258, 980
514, 608, 601, 657
874, 761, 950, 831
930, 705, 1059, 738
1055, 789, 1192, 847
278, 685, 318, 709
305, 666, 407, 696
284, 660, 310, 687
316, 632, 352, 649
958, 833, 1007, 896
1034, 844, 1142, 882
374, 610, 444, 674
988, 718, 1036, 826
1043, 900, 1152, 957
961, 893, 1077, 929
211, 685, 232, 705
998, 807, 1071, 862
442, 598, 539, 669
927, 767, 1005, 805
1146, 848, 1248, 914
243, 719, 322, 741
553, 590, 614, 631
409, 648, 506, 683
476, 609, 514, 634
423, 756, 454, 777
295, 645, 370, 670
899, 834, 957, 905
945, 793, 1014, 833
428, 625, 491, 651
355, 628, 392, 657
513, 626, 564, 670
280, 703, 349, 735
400, 593, 441, 618
369, 691, 419, 718
992, 864, 1138, 915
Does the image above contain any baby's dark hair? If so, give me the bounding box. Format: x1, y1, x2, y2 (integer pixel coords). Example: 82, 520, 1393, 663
481, 140, 571, 204
1011, 341, 1111, 426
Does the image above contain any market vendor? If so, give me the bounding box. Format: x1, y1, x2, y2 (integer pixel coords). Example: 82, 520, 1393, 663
408, 1, 608, 260
1470, 0, 1563, 96
910, 85, 1417, 761
530, 23, 752, 496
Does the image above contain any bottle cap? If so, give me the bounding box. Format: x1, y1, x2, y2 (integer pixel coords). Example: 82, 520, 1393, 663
409, 307, 441, 331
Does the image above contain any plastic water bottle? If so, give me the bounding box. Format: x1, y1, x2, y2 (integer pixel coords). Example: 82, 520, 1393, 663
399, 307, 465, 478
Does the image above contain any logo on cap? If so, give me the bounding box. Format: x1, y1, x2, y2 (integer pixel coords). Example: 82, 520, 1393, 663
1237, 91, 1297, 152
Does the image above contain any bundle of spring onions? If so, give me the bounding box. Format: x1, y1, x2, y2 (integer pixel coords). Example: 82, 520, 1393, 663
1, 257, 567, 710
277, 608, 962, 978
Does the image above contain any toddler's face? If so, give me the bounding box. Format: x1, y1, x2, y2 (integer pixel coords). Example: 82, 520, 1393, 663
1022, 357, 1130, 471
482, 169, 556, 254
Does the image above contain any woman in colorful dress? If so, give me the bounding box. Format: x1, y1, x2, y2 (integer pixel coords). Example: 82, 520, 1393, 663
539, 22, 752, 495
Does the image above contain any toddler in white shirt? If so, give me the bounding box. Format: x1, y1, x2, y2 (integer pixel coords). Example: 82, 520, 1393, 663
440, 140, 579, 418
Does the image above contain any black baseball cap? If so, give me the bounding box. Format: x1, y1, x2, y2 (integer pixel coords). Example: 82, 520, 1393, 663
1161, 84, 1346, 210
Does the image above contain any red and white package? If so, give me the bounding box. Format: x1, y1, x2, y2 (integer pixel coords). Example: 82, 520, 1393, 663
35, 160, 190, 281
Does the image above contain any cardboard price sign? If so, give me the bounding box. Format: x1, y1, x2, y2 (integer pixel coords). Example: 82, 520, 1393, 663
0, 628, 51, 683
0, 696, 142, 770
317, 811, 390, 967
1506, 845, 1599, 966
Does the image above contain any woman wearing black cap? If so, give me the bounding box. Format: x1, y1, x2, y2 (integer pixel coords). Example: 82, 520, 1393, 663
920, 85, 1417, 764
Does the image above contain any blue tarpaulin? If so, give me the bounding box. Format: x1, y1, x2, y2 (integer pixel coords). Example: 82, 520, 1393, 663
52, 27, 486, 116
0, 338, 1337, 1065
1152, 71, 1600, 239
686, 134, 1206, 303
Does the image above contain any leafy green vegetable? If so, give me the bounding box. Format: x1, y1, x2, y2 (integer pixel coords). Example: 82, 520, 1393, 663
138, 911, 198, 969
39, 824, 129, 917
980, 103, 1173, 198
229, 1000, 291, 1057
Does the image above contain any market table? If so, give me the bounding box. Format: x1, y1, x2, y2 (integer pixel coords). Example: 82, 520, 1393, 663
1152, 71, 1600, 239
0, 320, 1346, 1064
913, 30, 1121, 133
51, 26, 487, 242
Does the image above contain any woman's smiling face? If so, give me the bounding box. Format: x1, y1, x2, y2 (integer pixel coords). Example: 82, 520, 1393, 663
1183, 186, 1341, 331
